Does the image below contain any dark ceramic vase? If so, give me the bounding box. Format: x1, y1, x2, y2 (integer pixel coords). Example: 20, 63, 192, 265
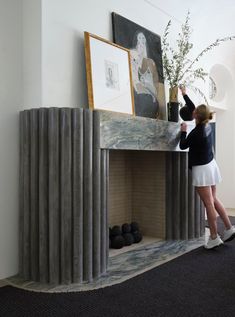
167, 102, 179, 122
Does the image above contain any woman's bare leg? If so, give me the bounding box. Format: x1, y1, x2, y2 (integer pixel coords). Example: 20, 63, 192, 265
196, 186, 218, 239
211, 185, 232, 230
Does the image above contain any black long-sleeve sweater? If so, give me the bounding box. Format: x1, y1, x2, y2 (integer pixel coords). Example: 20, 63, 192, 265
179, 95, 214, 168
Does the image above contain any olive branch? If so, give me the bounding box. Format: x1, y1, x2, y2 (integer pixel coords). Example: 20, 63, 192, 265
162, 11, 235, 103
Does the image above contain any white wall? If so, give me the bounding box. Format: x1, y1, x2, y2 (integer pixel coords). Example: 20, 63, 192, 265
41, 0, 189, 107
188, 2, 235, 208
206, 49, 235, 208
1, 0, 235, 279
22, 0, 42, 107
0, 0, 23, 279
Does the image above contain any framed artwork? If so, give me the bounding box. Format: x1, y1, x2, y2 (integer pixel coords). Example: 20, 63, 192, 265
112, 12, 167, 120
84, 32, 134, 115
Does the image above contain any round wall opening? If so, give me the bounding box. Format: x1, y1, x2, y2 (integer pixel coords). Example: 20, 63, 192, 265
209, 64, 232, 102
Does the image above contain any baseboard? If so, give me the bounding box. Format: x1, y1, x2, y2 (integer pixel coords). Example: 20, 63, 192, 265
0, 279, 8, 287
227, 208, 235, 216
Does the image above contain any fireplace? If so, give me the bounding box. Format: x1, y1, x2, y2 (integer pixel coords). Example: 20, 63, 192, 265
19, 108, 204, 285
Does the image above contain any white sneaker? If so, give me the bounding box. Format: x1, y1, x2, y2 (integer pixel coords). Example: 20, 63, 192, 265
222, 226, 235, 242
204, 235, 224, 249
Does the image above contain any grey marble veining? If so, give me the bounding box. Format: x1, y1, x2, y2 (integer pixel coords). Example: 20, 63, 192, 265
6, 236, 205, 293
98, 110, 185, 151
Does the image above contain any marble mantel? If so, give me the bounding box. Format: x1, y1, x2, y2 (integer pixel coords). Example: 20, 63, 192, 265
97, 110, 183, 151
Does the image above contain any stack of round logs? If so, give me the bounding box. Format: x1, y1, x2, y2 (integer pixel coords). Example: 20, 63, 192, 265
109, 222, 143, 249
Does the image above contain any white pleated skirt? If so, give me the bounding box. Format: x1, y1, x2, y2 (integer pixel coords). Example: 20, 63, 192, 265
192, 159, 222, 187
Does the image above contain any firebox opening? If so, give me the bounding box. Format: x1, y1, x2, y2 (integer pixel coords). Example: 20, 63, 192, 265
108, 150, 166, 255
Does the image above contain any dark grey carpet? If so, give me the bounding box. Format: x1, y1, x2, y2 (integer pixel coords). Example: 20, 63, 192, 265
1, 240, 235, 317
205, 215, 235, 233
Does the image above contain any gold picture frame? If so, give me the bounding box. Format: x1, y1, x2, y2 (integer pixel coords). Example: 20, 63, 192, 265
84, 32, 134, 115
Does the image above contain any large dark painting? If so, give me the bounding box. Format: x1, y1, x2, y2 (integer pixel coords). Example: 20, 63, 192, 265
112, 12, 167, 120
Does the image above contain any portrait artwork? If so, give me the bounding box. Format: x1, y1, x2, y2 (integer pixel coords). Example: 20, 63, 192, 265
112, 12, 167, 120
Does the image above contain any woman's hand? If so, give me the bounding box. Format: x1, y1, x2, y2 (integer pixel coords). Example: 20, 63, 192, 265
180, 122, 187, 132
179, 85, 186, 96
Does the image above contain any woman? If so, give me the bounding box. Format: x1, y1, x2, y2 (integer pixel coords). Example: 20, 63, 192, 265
179, 86, 235, 249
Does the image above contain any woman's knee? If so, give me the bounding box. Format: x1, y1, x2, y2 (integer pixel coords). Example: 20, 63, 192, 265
199, 194, 214, 207
196, 187, 215, 207
204, 200, 215, 211
211, 185, 217, 200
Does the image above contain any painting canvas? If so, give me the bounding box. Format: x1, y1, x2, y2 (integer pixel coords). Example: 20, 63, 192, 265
112, 12, 167, 120
84, 32, 134, 115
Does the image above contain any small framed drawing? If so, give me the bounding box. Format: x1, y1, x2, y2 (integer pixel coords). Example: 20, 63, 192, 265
84, 32, 134, 115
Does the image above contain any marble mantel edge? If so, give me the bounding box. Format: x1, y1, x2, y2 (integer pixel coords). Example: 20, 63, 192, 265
97, 110, 187, 152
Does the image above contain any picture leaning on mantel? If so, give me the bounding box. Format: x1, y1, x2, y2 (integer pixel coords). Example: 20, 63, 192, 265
84, 32, 135, 115
112, 12, 167, 120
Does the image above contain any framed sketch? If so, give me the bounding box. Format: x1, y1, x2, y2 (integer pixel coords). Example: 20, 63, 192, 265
112, 12, 167, 120
84, 32, 134, 115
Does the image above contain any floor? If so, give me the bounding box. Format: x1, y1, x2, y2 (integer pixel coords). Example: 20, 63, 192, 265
2, 209, 234, 293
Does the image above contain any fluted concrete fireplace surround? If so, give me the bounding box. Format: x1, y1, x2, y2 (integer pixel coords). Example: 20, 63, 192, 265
19, 108, 204, 285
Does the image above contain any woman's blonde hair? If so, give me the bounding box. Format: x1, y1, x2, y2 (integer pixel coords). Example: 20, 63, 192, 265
195, 104, 214, 124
